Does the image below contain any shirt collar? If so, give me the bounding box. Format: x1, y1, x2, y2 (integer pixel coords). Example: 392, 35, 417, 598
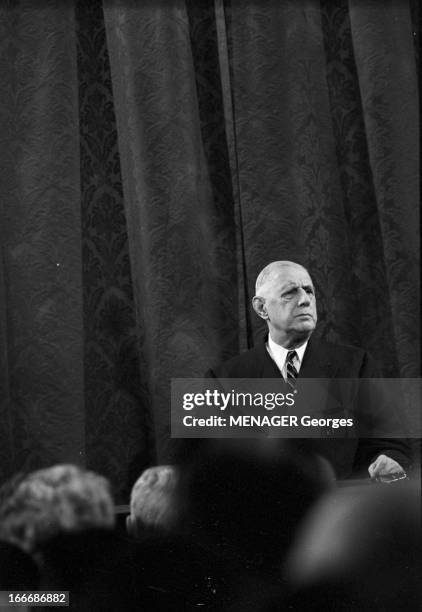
267, 335, 308, 368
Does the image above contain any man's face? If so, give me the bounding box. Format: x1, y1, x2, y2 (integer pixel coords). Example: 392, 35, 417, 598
256, 264, 317, 346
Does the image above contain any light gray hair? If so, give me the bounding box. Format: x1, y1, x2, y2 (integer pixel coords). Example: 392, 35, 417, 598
255, 261, 308, 294
0, 464, 115, 554
129, 465, 180, 535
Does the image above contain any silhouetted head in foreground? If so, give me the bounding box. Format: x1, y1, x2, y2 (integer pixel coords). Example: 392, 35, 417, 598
126, 464, 183, 538
283, 480, 421, 611
0, 464, 115, 557
185, 439, 331, 573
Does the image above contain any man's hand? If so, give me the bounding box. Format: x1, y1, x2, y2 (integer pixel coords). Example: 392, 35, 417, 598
368, 454, 405, 479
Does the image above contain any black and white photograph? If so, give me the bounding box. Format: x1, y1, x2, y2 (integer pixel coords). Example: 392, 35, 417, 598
0, 0, 420, 610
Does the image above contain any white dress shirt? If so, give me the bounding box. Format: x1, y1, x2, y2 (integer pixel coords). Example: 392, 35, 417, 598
266, 336, 308, 381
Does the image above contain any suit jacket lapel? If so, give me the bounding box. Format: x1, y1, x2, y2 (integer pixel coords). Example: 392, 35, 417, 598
300, 335, 339, 378
255, 338, 285, 377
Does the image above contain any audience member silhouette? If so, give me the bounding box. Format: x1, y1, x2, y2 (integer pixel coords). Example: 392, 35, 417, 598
0, 540, 40, 594
127, 465, 183, 537
282, 480, 421, 611
0, 464, 115, 558
39, 527, 141, 612
184, 439, 332, 610
127, 464, 224, 610
0, 456, 417, 611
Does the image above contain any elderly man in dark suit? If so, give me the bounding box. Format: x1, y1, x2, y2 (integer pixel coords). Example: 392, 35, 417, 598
209, 261, 411, 479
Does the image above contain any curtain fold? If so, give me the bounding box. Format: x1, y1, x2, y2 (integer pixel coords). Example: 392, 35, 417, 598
103, 0, 240, 460
75, 0, 154, 495
349, 0, 419, 376
0, 0, 85, 473
214, 0, 253, 352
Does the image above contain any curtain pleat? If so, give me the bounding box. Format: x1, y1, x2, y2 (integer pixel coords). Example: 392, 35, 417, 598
75, 0, 154, 496
103, 0, 239, 460
214, 0, 253, 352
0, 0, 85, 473
349, 0, 419, 377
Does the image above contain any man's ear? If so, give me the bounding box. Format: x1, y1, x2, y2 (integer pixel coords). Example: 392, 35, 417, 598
252, 296, 268, 320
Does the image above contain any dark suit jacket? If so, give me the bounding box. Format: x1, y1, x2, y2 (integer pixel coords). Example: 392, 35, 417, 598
207, 334, 412, 479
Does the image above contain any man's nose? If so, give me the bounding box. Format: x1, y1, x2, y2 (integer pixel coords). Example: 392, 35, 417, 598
297, 288, 311, 306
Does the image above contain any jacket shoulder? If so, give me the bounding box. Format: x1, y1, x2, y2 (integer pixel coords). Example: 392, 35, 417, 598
207, 344, 267, 378
310, 338, 378, 377
317, 339, 366, 358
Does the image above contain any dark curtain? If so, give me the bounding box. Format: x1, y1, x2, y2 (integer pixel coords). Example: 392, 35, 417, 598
0, 0, 419, 501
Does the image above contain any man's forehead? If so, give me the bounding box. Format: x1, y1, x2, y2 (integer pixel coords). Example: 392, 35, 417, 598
255, 262, 314, 295
271, 265, 313, 286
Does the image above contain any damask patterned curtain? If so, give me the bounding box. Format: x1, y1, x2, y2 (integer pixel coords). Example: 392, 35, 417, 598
0, 0, 419, 501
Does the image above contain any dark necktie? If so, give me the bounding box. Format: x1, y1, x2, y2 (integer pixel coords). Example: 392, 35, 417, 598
286, 350, 298, 388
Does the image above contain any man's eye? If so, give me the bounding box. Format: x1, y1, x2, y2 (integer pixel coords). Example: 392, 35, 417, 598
305, 288, 314, 295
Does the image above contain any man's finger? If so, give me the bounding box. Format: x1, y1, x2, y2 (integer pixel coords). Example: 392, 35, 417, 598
368, 454, 404, 478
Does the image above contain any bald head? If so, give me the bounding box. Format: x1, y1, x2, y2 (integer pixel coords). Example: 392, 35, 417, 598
253, 261, 317, 348
255, 261, 309, 296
